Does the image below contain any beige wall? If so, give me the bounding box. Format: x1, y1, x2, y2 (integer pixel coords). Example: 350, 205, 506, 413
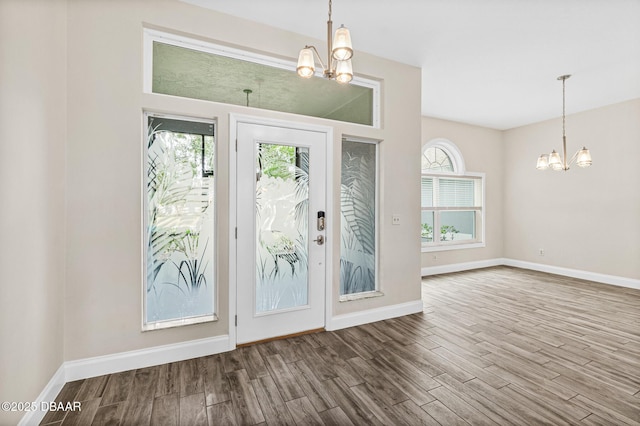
421, 117, 504, 269
63, 0, 421, 360
504, 99, 640, 280
0, 0, 67, 422
422, 100, 640, 283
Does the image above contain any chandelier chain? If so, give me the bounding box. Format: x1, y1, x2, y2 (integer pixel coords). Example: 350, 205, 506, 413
328, 0, 332, 21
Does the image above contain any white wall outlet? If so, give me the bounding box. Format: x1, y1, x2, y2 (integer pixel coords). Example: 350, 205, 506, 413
392, 214, 401, 225
539, 248, 545, 256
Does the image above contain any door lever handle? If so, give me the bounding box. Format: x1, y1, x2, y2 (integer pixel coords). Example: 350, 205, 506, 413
313, 235, 324, 245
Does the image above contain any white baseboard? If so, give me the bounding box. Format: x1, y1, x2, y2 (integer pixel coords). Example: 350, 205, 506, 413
421, 258, 504, 276
326, 300, 424, 331
18, 365, 66, 426
421, 257, 640, 291
65, 334, 231, 381
503, 259, 640, 291
21, 335, 231, 425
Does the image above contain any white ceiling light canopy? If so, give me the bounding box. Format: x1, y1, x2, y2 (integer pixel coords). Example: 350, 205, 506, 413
536, 75, 592, 172
296, 0, 353, 83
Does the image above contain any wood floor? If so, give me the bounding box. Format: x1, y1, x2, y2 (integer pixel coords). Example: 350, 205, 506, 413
41, 266, 640, 425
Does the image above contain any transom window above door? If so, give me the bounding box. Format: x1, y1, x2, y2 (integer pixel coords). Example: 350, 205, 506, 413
143, 29, 380, 127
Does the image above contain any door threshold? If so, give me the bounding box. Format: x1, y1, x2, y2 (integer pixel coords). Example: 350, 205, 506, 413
237, 327, 325, 347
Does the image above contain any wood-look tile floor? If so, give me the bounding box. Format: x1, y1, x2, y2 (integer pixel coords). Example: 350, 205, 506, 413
42, 266, 640, 425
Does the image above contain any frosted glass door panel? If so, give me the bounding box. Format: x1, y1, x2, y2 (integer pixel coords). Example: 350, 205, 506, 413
255, 144, 309, 313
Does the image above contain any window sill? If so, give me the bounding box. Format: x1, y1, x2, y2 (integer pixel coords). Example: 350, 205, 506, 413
142, 314, 218, 332
421, 242, 485, 253
339, 291, 384, 302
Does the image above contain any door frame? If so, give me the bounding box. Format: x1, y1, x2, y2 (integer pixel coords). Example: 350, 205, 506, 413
229, 114, 334, 348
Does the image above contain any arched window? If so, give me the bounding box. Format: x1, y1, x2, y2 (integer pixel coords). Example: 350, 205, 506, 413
422, 146, 453, 172
422, 138, 466, 174
421, 139, 484, 251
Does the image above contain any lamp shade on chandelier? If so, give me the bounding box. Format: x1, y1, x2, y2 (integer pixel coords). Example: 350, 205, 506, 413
296, 0, 354, 83
536, 75, 592, 171
332, 25, 353, 61
296, 48, 316, 78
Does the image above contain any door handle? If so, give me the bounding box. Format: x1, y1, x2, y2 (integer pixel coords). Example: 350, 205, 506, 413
313, 235, 324, 245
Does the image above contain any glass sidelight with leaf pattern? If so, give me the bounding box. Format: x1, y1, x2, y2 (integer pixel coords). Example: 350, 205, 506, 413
340, 139, 378, 296
143, 113, 215, 329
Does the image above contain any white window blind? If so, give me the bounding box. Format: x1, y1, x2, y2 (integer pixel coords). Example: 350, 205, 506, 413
438, 178, 475, 207
421, 177, 433, 207
422, 176, 480, 208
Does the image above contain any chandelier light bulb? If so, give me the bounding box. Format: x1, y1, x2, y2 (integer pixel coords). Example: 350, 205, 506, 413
335, 59, 353, 83
536, 154, 549, 170
296, 48, 315, 78
332, 25, 353, 61
548, 150, 563, 171
576, 147, 592, 168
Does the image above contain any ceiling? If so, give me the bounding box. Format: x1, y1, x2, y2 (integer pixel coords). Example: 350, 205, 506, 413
182, 0, 640, 130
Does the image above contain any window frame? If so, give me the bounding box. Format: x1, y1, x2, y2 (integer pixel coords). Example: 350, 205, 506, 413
142, 111, 218, 331
421, 139, 485, 253
339, 136, 382, 301
143, 28, 381, 128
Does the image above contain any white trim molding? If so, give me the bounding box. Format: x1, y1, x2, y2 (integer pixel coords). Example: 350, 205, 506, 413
421, 258, 503, 276
502, 259, 640, 291
18, 365, 66, 426
65, 335, 230, 382
21, 335, 230, 425
326, 300, 424, 331
422, 257, 640, 291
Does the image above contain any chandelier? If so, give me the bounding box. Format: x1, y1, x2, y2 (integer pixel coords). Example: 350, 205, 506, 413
296, 0, 354, 83
536, 75, 592, 171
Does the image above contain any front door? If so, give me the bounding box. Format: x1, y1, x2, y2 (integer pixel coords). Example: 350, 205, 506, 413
236, 122, 327, 344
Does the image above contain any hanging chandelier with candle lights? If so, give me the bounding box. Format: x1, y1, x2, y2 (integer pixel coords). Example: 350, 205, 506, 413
536, 75, 592, 171
296, 0, 354, 83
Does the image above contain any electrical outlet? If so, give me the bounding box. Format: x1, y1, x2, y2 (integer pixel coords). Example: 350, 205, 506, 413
392, 214, 401, 225
539, 248, 545, 256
